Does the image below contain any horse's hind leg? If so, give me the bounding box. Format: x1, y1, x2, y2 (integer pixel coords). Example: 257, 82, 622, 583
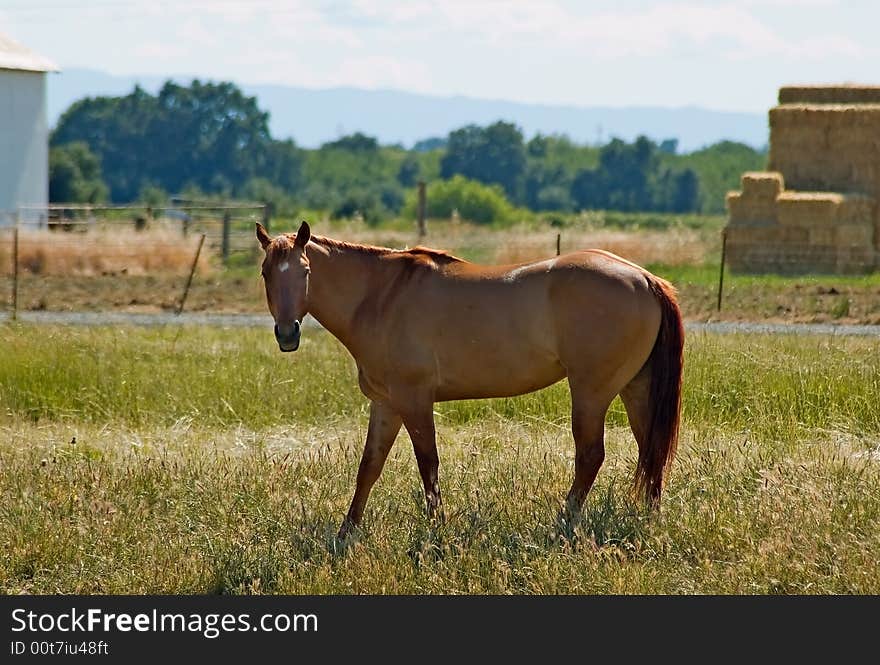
565, 379, 613, 514
400, 408, 442, 517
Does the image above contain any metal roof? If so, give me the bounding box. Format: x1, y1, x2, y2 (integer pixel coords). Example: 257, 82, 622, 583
0, 31, 59, 73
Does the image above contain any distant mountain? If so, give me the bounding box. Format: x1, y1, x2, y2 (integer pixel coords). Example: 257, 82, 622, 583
48, 68, 768, 153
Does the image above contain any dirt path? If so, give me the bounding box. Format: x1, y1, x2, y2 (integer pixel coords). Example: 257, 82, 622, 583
3, 310, 880, 337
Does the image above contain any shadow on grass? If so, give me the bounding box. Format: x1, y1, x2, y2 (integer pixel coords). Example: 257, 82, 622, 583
207, 513, 348, 593
206, 534, 289, 595
546, 484, 650, 553
403, 488, 451, 568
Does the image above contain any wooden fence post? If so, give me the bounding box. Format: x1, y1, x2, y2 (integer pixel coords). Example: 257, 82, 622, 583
221, 211, 231, 265
556, 233, 561, 256
717, 229, 727, 312
177, 234, 206, 316
417, 181, 427, 239
11, 218, 19, 321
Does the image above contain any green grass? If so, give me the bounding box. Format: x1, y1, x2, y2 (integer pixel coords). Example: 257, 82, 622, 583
651, 262, 880, 290
1, 324, 879, 593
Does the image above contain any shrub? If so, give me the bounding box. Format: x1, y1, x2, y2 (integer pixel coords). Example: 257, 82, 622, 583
402, 175, 514, 225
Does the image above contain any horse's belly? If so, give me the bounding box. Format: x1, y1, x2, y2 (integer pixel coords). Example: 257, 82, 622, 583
434, 346, 566, 401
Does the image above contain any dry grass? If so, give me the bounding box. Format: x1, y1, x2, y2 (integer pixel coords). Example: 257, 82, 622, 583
491, 227, 707, 266
310, 221, 711, 268
0, 229, 212, 277
0, 325, 878, 594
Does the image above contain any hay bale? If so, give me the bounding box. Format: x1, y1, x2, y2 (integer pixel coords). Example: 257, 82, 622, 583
779, 227, 809, 243
735, 225, 785, 244
776, 192, 842, 227
809, 228, 835, 246
726, 191, 777, 225
779, 85, 880, 105
835, 223, 875, 246
835, 246, 876, 273
740, 171, 784, 200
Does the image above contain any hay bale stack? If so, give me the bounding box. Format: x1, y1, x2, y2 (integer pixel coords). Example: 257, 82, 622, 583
779, 85, 880, 105
769, 104, 880, 195
726, 226, 875, 274
726, 85, 880, 274
727, 189, 876, 274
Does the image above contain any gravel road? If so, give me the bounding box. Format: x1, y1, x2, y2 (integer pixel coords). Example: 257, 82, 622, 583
2, 310, 880, 337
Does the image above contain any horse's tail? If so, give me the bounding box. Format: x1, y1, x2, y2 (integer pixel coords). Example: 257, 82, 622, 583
634, 273, 684, 505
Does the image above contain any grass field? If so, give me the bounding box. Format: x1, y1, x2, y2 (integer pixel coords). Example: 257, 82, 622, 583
1, 324, 878, 594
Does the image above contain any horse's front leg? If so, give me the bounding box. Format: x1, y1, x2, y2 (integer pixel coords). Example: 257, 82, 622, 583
338, 400, 402, 539
400, 406, 442, 518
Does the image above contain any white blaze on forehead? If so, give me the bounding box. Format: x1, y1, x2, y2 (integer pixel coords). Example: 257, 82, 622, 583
279, 261, 290, 273
503, 258, 557, 283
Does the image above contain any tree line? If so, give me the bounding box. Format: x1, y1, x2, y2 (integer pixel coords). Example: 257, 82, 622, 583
50, 79, 765, 223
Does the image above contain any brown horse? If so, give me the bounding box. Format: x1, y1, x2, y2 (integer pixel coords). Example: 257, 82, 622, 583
257, 221, 683, 538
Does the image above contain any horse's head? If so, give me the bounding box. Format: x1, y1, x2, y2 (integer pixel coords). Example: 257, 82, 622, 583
256, 220, 311, 352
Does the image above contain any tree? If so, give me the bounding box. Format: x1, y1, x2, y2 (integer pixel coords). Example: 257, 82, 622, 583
397, 154, 420, 187
527, 134, 550, 158
322, 132, 379, 152
137, 183, 167, 207
151, 80, 273, 194
601, 136, 657, 210
671, 169, 699, 212
412, 137, 446, 152
52, 80, 273, 201
440, 121, 526, 200
569, 136, 706, 213
571, 168, 608, 210
665, 140, 765, 213
48, 142, 108, 203
262, 139, 304, 192
659, 138, 679, 155
524, 162, 571, 211
240, 177, 296, 216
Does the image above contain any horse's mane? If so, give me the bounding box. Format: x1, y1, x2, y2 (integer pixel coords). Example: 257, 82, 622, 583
404, 245, 466, 265
309, 235, 466, 266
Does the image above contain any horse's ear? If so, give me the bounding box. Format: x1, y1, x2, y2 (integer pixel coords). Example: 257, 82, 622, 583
256, 222, 272, 250
294, 221, 311, 248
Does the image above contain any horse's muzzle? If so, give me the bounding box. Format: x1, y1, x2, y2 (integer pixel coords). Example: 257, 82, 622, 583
275, 321, 301, 352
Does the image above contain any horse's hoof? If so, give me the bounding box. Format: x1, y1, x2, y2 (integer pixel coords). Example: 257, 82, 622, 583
563, 497, 584, 520
336, 518, 359, 541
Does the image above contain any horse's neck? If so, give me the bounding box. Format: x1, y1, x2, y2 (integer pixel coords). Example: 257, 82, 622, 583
306, 240, 383, 348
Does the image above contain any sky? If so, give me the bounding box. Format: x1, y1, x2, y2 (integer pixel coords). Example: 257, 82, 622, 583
1, 0, 877, 112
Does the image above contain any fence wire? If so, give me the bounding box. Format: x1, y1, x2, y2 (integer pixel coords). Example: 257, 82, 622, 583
2, 203, 271, 316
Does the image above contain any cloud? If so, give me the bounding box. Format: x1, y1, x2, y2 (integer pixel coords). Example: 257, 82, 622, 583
321, 1, 870, 61
3, 0, 874, 112
741, 0, 838, 7
132, 40, 191, 62
328, 54, 431, 90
